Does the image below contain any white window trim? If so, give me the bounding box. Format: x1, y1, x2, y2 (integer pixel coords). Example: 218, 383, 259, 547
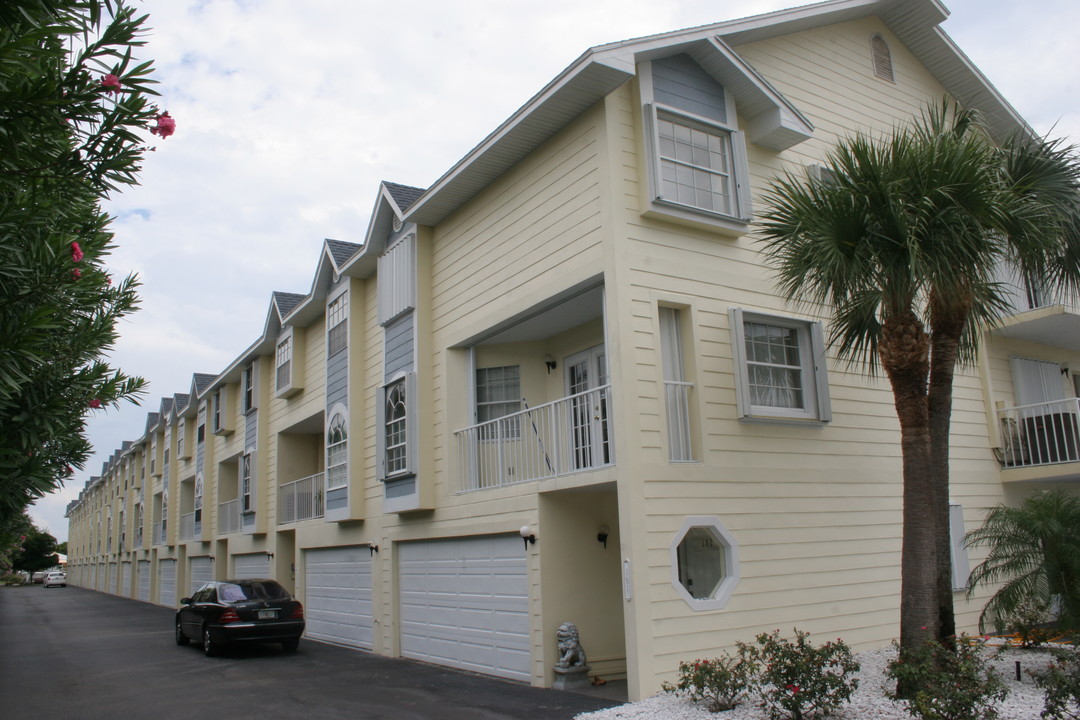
949, 503, 971, 591
376, 372, 417, 481
325, 405, 349, 490
242, 363, 257, 413
729, 307, 831, 424
659, 306, 696, 462
669, 516, 740, 610
327, 288, 349, 358
641, 93, 752, 233
240, 450, 253, 514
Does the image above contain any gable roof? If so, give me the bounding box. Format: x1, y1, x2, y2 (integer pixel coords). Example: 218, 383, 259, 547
403, 0, 1027, 229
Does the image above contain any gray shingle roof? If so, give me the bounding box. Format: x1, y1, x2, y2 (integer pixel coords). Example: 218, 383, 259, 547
192, 374, 215, 395
273, 291, 307, 318
326, 239, 363, 267
173, 393, 191, 413
144, 412, 160, 432
384, 182, 425, 212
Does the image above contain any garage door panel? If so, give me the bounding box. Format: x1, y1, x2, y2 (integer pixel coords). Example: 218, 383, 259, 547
190, 557, 214, 595
398, 535, 529, 682
158, 559, 177, 607
305, 546, 373, 650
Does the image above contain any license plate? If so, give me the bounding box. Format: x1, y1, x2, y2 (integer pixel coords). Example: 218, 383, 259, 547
258, 609, 277, 620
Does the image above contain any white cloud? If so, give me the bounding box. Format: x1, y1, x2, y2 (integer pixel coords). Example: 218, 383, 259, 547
30, 0, 1080, 539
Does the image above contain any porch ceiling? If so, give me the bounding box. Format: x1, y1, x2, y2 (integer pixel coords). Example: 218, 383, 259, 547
475, 284, 604, 345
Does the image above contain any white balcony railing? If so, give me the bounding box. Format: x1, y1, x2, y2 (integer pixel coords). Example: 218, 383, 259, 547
454, 385, 614, 492
179, 511, 196, 540
219, 499, 241, 534
279, 472, 325, 524
996, 398, 1080, 468
665, 380, 695, 462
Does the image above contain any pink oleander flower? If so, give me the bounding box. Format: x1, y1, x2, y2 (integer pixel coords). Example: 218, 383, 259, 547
786, 684, 801, 694
71, 241, 84, 262
89, 398, 102, 409
72, 268, 82, 280
149, 111, 176, 138
100, 74, 122, 94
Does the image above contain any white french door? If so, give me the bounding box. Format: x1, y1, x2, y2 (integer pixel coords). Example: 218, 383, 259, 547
564, 346, 611, 470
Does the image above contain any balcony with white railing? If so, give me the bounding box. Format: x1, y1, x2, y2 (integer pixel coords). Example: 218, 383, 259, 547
179, 511, 196, 541
279, 472, 325, 524
218, 499, 241, 535
995, 398, 1080, 476
454, 385, 614, 493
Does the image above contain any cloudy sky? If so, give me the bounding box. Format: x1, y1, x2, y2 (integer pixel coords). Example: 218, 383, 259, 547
31, 0, 1080, 541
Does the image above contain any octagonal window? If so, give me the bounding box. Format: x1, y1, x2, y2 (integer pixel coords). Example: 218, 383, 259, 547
670, 517, 739, 610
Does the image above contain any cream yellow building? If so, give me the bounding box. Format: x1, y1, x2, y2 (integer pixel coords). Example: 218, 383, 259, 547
66, 0, 1078, 701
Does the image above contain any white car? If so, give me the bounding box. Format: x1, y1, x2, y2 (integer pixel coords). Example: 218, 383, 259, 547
43, 571, 66, 588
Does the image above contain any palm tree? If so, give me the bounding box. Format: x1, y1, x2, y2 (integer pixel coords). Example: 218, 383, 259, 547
965, 489, 1080, 635
756, 100, 1080, 657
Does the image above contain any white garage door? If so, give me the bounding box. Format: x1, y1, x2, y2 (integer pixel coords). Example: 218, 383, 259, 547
107, 563, 116, 593
233, 553, 271, 579
121, 562, 132, 597
189, 556, 215, 595
305, 546, 373, 649
399, 535, 530, 682
137, 560, 151, 602
158, 559, 177, 607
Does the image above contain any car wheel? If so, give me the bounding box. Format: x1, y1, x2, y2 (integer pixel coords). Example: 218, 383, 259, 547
281, 637, 300, 652
202, 627, 220, 657
175, 620, 189, 646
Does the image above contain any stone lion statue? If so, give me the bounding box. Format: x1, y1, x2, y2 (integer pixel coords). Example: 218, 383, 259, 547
556, 621, 587, 668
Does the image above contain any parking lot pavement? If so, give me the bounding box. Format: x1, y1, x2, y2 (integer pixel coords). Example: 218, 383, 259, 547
0, 585, 622, 720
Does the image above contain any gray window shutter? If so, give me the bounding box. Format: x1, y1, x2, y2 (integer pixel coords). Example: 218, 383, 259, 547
405, 371, 418, 475
375, 384, 387, 481
810, 321, 832, 423
727, 307, 751, 419
732, 131, 753, 221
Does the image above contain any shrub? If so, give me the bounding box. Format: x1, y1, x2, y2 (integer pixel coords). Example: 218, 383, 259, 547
743, 629, 860, 720
1031, 645, 1080, 720
886, 637, 1007, 720
662, 650, 757, 712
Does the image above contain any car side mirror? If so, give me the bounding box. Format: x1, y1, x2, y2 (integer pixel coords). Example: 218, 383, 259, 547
180, 597, 192, 605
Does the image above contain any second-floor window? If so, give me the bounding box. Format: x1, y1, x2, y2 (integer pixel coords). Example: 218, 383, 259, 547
276, 336, 292, 391
327, 292, 348, 357
326, 414, 348, 489
385, 380, 408, 475
242, 364, 255, 412
659, 306, 695, 461
241, 453, 252, 513
476, 366, 521, 439
656, 112, 737, 217
194, 474, 203, 524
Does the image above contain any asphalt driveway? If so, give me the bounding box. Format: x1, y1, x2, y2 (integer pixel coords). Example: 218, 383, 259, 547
0, 585, 620, 720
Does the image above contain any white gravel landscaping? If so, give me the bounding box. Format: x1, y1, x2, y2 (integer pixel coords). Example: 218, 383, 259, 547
576, 645, 1062, 720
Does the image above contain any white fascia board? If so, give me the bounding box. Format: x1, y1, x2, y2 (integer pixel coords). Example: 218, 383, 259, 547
404, 54, 635, 227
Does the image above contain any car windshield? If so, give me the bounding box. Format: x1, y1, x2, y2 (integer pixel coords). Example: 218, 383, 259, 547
218, 581, 290, 603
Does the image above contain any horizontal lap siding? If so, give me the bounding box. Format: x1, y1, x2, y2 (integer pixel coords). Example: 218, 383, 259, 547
607, 18, 1010, 687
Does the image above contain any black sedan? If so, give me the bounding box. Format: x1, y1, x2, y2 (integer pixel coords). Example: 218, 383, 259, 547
175, 578, 305, 656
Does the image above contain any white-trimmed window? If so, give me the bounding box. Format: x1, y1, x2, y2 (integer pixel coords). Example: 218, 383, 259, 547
211, 388, 232, 435
385, 380, 408, 475
327, 291, 348, 357
476, 366, 521, 439
242, 363, 255, 413
197, 405, 206, 445
150, 434, 158, 476
241, 452, 253, 513
670, 516, 740, 610
276, 336, 292, 391
657, 111, 737, 216
949, 503, 971, 591
194, 473, 203, 524
659, 306, 695, 461
326, 413, 348, 489
176, 418, 187, 459
729, 308, 831, 423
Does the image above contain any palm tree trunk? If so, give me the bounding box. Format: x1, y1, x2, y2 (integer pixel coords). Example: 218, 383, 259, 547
880, 312, 937, 673
928, 297, 969, 645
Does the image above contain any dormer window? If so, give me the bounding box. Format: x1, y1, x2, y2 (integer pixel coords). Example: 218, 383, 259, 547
870, 33, 894, 82
327, 291, 348, 357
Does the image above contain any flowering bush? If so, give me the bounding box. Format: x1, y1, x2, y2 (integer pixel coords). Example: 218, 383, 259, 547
886, 636, 1006, 720
743, 629, 860, 720
662, 650, 757, 712
1031, 645, 1080, 720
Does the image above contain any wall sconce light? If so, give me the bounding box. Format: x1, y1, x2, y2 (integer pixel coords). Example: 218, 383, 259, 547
597, 525, 610, 549
369, 544, 379, 557
265, 551, 274, 559
519, 524, 536, 549
543, 355, 557, 374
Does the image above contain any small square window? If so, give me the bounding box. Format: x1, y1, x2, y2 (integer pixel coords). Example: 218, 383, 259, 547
729, 308, 831, 423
